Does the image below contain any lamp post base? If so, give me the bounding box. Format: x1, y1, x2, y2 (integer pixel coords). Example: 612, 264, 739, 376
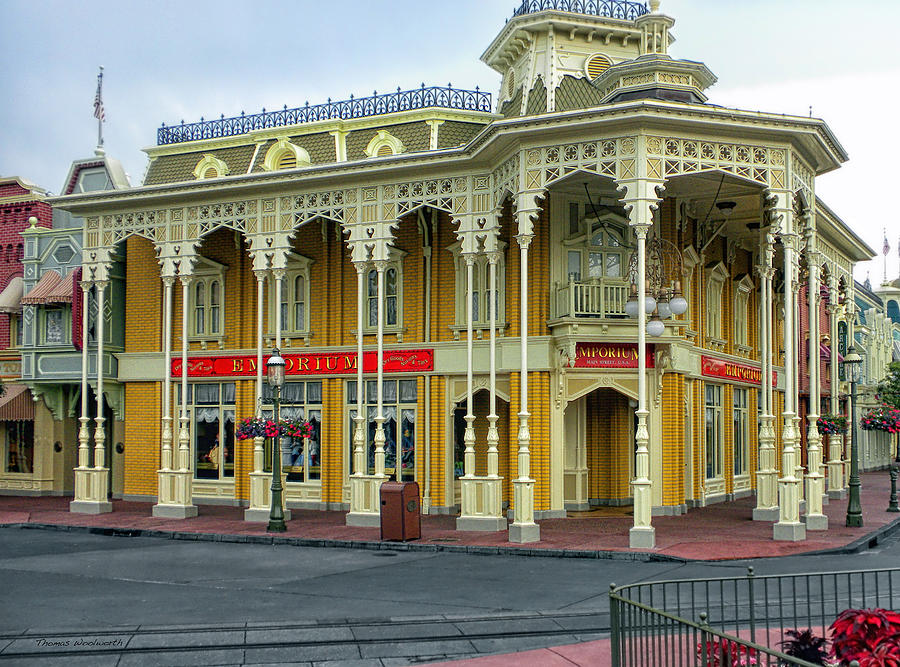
629, 526, 655, 549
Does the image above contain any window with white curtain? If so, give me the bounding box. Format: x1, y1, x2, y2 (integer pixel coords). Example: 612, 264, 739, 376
180, 382, 235, 480
262, 381, 322, 483
346, 379, 418, 482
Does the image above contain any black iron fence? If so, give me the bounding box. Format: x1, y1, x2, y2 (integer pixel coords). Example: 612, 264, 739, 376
609, 567, 900, 666
512, 0, 648, 20
157, 85, 492, 146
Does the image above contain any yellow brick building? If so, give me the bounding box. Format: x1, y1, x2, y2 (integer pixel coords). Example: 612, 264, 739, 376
53, 1, 874, 545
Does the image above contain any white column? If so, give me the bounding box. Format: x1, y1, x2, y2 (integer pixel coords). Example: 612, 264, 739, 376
90, 279, 112, 511
826, 277, 846, 497
160, 277, 175, 471
273, 269, 284, 349
246, 268, 271, 521
347, 261, 380, 526
462, 254, 476, 481
353, 264, 366, 478
754, 232, 779, 521
156, 272, 198, 518
254, 271, 265, 471
373, 261, 387, 479
630, 224, 654, 548
509, 224, 540, 543
487, 253, 500, 480
805, 240, 827, 530
70, 280, 93, 511
177, 276, 192, 476
774, 203, 806, 541
152, 275, 176, 514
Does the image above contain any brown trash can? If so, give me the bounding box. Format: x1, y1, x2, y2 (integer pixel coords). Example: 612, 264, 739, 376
380, 481, 421, 541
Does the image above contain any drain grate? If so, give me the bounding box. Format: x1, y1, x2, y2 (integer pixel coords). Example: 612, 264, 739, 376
429, 537, 460, 542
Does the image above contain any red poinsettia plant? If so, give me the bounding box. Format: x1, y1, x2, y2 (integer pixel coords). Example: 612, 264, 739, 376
830, 608, 900, 667
860, 404, 900, 434
696, 638, 758, 666
235, 416, 312, 441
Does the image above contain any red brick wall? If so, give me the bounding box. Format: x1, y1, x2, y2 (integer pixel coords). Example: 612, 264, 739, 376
0, 188, 52, 350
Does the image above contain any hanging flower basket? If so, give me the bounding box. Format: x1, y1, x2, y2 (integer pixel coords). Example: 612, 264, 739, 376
860, 404, 900, 434
817, 413, 847, 435
235, 416, 312, 441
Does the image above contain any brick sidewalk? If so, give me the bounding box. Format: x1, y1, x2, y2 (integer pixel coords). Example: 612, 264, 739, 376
2, 470, 898, 561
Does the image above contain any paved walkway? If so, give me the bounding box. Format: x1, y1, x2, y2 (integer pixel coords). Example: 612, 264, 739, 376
1, 471, 898, 562
3, 471, 900, 666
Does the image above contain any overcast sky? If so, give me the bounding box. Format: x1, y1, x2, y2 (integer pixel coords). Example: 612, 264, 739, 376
2, 0, 898, 283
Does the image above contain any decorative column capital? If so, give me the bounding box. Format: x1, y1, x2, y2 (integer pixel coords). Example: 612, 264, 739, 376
162, 275, 177, 288
253, 269, 267, 283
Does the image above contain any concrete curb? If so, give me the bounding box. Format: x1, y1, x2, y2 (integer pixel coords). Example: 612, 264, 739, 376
8, 522, 686, 562
8, 514, 900, 562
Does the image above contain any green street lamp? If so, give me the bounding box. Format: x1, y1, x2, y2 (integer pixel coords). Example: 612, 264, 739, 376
843, 345, 863, 528
266, 348, 287, 533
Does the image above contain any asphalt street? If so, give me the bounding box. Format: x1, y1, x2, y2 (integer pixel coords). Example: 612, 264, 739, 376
1, 526, 898, 665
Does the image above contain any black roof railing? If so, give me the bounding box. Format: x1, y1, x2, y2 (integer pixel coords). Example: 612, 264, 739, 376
157, 84, 492, 146
512, 0, 648, 20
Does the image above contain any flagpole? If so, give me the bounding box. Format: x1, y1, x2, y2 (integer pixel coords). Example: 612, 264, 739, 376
95, 66, 105, 150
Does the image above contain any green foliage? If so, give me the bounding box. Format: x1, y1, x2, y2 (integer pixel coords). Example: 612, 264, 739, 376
876, 362, 900, 410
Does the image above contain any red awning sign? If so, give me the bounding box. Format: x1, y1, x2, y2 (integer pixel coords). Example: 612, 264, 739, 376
172, 349, 434, 378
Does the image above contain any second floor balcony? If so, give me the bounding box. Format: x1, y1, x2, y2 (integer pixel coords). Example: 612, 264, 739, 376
554, 277, 629, 319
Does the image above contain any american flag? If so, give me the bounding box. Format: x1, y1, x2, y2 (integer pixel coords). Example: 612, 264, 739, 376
884, 235, 891, 256
93, 69, 105, 122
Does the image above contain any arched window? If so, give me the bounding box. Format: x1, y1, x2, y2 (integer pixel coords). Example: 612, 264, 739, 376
293, 274, 305, 331
190, 257, 227, 339
209, 281, 220, 334
385, 267, 398, 326
267, 253, 313, 338
367, 268, 399, 327
448, 241, 507, 329
194, 283, 206, 335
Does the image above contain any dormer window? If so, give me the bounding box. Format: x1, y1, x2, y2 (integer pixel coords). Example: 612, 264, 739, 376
193, 154, 229, 180
74, 167, 112, 193
365, 131, 405, 158
263, 138, 311, 171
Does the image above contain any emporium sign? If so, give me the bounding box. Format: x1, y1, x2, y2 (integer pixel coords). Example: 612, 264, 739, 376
172, 350, 434, 378
573, 343, 655, 369
701, 356, 773, 386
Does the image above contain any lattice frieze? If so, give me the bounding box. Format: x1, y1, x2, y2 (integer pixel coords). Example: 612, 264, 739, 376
492, 154, 519, 207
522, 137, 636, 192
647, 136, 787, 189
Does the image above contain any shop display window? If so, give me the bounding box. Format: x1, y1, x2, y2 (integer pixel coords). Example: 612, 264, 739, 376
347, 379, 417, 481
262, 380, 322, 482
4, 421, 33, 473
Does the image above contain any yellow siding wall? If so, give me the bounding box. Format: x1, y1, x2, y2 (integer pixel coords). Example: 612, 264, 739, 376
123, 382, 160, 496
661, 374, 685, 506
320, 378, 344, 504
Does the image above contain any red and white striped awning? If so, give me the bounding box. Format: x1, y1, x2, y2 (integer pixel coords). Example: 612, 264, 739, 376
0, 384, 34, 422
21, 270, 75, 305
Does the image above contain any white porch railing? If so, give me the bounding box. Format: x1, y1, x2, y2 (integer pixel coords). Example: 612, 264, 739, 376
555, 279, 629, 318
